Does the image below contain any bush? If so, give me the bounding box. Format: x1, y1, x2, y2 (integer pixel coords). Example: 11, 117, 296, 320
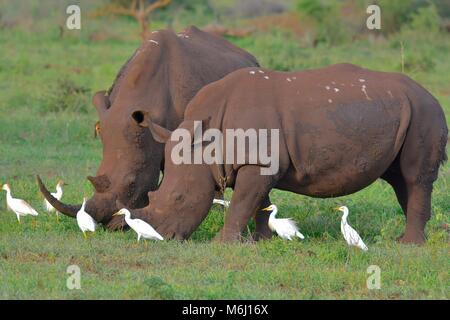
404, 3, 441, 33
208, 0, 288, 21
372, 0, 443, 34
296, 0, 353, 46
390, 4, 442, 74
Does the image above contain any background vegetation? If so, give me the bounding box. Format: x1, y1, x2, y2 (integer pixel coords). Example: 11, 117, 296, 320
0, 0, 448, 299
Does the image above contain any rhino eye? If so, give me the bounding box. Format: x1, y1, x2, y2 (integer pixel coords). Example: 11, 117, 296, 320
131, 110, 149, 128
132, 111, 144, 124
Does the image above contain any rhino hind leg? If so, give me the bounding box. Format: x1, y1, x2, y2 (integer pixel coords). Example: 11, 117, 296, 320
393, 102, 447, 245
383, 161, 431, 244
215, 165, 276, 242
398, 183, 433, 244
381, 158, 408, 217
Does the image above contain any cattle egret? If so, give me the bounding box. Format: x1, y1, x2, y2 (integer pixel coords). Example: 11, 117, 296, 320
262, 204, 305, 240
213, 199, 230, 207
44, 180, 66, 215
336, 206, 368, 251
2, 183, 39, 223
76, 198, 97, 239
113, 208, 163, 242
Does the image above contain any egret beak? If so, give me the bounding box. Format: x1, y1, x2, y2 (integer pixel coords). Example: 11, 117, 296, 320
334, 207, 341, 211
112, 211, 121, 217
261, 206, 271, 211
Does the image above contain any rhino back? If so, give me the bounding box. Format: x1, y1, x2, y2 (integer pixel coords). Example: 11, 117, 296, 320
105, 26, 258, 126
184, 64, 416, 196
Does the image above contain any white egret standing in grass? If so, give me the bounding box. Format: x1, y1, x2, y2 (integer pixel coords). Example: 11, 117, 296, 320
213, 199, 230, 207
262, 204, 305, 240
44, 180, 66, 219
336, 206, 368, 251
113, 208, 163, 242
2, 183, 39, 223
76, 198, 97, 239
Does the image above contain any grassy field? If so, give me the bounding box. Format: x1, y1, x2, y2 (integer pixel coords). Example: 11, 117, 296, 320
0, 3, 449, 299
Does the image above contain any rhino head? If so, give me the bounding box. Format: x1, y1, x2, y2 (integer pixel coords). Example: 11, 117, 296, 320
38, 90, 167, 224
123, 119, 217, 240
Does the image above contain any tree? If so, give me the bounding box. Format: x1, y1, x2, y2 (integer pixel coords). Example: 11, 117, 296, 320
91, 0, 172, 40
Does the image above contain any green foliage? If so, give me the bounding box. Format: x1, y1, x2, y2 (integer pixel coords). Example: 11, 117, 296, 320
43, 78, 91, 114
405, 4, 442, 33
296, 0, 332, 23
372, 0, 432, 34
295, 0, 354, 46
403, 52, 436, 73
144, 276, 179, 299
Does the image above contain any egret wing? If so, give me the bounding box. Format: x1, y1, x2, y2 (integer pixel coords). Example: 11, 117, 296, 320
81, 213, 97, 232
12, 198, 38, 216
274, 218, 300, 239
51, 191, 62, 201
133, 219, 163, 240
345, 224, 363, 246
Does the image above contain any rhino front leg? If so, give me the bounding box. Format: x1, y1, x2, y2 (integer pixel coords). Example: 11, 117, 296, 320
216, 165, 275, 242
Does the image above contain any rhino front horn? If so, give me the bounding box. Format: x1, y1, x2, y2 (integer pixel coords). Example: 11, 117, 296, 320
36, 175, 80, 218
87, 175, 111, 193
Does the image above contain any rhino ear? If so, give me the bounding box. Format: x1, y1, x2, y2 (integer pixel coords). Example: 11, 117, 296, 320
132, 110, 172, 143
92, 90, 109, 116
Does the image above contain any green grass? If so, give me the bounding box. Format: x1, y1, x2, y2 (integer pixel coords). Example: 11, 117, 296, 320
0, 10, 449, 299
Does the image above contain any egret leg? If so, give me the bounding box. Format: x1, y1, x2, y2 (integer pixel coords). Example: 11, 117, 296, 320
345, 247, 350, 267
83, 231, 87, 239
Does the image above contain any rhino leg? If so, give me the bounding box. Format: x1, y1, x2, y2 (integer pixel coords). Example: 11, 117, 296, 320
394, 106, 447, 244
253, 195, 273, 240
398, 183, 432, 244
381, 159, 408, 217
216, 165, 275, 242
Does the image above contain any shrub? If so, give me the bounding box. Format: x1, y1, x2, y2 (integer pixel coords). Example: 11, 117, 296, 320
372, 0, 442, 34
404, 3, 441, 33
296, 0, 353, 46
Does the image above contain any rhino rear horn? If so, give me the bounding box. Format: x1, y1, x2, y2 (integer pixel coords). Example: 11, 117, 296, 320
92, 90, 109, 116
